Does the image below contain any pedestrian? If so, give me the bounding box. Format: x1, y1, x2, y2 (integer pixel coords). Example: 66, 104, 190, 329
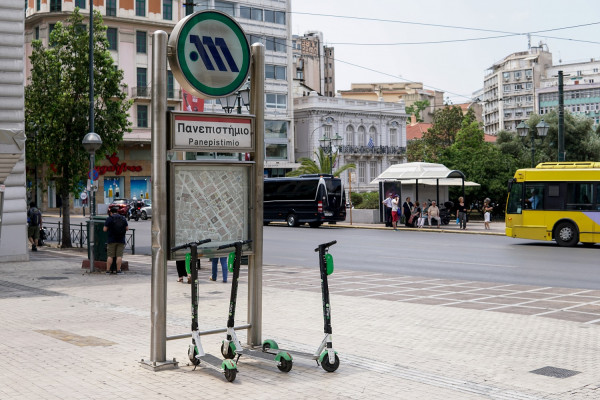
210, 257, 228, 283
409, 201, 420, 227
391, 194, 400, 230
456, 196, 468, 230
427, 200, 442, 228
382, 193, 393, 227
417, 201, 428, 228
402, 197, 413, 227
27, 201, 42, 251
176, 260, 192, 283
483, 198, 493, 230
103, 206, 128, 274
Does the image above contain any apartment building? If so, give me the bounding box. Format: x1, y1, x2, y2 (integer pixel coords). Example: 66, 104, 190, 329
294, 92, 408, 193
291, 31, 335, 98
338, 82, 443, 124
24, 0, 294, 210
482, 44, 552, 136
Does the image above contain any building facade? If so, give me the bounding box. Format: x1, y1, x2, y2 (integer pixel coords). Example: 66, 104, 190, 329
291, 31, 335, 98
338, 82, 443, 124
294, 92, 408, 193
24, 0, 295, 211
483, 44, 552, 136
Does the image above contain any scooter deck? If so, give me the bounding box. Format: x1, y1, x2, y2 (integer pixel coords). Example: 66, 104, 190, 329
198, 353, 227, 369
237, 347, 280, 362
263, 348, 317, 361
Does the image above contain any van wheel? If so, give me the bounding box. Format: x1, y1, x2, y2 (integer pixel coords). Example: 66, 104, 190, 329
286, 214, 298, 227
555, 222, 578, 247
309, 222, 322, 228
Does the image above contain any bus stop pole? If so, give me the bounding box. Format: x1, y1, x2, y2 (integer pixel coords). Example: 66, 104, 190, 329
248, 43, 265, 346
144, 31, 175, 370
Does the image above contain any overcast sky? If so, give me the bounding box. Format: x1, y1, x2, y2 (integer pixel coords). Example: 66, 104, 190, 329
290, 0, 600, 103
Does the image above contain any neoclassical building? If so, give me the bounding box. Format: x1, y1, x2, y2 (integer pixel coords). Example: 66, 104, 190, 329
294, 92, 408, 193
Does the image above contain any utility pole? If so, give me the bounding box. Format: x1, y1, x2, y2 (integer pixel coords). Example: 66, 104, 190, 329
558, 71, 565, 162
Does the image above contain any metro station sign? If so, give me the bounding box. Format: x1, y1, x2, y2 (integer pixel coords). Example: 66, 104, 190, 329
168, 11, 250, 99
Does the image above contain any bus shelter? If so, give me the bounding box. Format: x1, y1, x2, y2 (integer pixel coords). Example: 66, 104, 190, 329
370, 162, 479, 222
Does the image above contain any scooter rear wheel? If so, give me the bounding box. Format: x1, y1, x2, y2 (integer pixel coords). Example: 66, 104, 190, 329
224, 368, 236, 382
277, 358, 293, 372
321, 353, 340, 372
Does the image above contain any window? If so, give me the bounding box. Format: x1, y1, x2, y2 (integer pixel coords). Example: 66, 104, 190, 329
75, 0, 86, 8
265, 64, 286, 80
248, 34, 265, 45
265, 144, 287, 160
265, 120, 287, 139
503, 72, 510, 80
240, 6, 251, 19
163, 0, 172, 20
107, 0, 117, 16
266, 37, 286, 53
251, 8, 263, 21
346, 125, 354, 145
389, 128, 397, 146
514, 71, 522, 80
275, 11, 285, 24
358, 162, 366, 183
137, 105, 148, 128
525, 183, 545, 210
357, 126, 365, 146
525, 69, 533, 78
36, 0, 40, 11
34, 26, 39, 40
264, 10, 274, 23
50, 0, 61, 12
214, 1, 234, 16
503, 84, 511, 93
369, 126, 377, 146
167, 71, 174, 99
136, 31, 146, 53
507, 182, 522, 214
106, 28, 118, 51
566, 183, 594, 210
514, 83, 523, 91
369, 162, 377, 180
266, 93, 286, 109
137, 67, 147, 95
135, 0, 145, 17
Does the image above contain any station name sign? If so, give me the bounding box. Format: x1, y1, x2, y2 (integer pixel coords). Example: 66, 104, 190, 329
168, 112, 254, 152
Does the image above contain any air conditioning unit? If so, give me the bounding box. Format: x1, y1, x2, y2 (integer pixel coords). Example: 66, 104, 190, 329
515, 76, 521, 80
585, 110, 590, 114
526, 76, 532, 80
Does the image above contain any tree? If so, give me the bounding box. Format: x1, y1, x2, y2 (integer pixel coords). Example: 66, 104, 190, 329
25, 9, 131, 247
405, 100, 430, 123
287, 147, 355, 177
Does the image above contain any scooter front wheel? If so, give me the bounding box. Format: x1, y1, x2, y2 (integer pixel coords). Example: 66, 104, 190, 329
221, 342, 236, 359
321, 353, 340, 372
188, 346, 200, 366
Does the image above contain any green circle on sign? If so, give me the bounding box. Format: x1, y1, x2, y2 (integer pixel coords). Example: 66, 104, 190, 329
173, 11, 250, 98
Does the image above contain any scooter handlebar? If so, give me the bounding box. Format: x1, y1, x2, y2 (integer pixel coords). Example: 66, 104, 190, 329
170, 238, 212, 252
314, 240, 337, 252
217, 239, 253, 250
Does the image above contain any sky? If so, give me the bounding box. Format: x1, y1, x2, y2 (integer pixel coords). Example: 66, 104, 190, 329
290, 0, 600, 104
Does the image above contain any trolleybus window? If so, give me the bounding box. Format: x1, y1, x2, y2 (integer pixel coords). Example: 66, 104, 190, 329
506, 181, 522, 214
566, 183, 594, 210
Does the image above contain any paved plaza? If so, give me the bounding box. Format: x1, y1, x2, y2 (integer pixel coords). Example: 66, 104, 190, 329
1, 227, 599, 399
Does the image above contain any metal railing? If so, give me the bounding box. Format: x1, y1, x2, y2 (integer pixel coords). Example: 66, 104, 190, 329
41, 221, 136, 254
338, 145, 406, 155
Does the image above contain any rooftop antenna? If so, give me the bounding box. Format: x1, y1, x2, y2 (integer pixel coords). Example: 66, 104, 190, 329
527, 33, 531, 50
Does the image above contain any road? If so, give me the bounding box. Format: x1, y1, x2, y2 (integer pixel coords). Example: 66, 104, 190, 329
45, 215, 600, 289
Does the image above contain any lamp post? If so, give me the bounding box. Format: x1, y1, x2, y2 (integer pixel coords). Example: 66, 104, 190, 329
82, 131, 102, 272
517, 119, 549, 168
319, 133, 342, 175
218, 81, 250, 114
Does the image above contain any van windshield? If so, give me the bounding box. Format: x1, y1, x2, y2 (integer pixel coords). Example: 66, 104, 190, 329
325, 179, 342, 195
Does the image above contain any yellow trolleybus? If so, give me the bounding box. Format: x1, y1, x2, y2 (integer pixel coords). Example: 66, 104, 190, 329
505, 162, 600, 247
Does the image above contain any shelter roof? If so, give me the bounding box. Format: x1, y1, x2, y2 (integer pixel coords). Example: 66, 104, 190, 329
370, 162, 479, 187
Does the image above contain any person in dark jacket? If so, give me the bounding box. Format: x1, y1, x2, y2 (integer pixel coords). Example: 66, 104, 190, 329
103, 207, 128, 274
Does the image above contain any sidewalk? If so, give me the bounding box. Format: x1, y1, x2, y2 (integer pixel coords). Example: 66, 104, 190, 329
0, 239, 598, 399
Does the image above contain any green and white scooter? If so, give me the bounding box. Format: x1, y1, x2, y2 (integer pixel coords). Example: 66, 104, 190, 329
171, 239, 238, 382
262, 240, 340, 372
219, 240, 294, 373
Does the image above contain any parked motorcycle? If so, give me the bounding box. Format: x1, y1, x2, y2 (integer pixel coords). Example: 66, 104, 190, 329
128, 201, 145, 221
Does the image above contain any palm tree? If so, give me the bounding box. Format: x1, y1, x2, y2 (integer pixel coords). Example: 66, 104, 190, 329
287, 147, 355, 177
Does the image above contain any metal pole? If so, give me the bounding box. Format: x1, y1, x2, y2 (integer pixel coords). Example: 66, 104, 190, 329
89, 153, 95, 272
88, 0, 95, 272
248, 43, 265, 347
149, 31, 170, 365
558, 71, 565, 162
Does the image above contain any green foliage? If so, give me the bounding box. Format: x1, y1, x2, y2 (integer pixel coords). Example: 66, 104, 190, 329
287, 147, 355, 177
25, 9, 131, 247
407, 105, 465, 162
350, 192, 379, 209
405, 100, 430, 123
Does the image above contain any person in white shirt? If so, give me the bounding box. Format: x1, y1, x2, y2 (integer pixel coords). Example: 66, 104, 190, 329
382, 194, 393, 227
391, 195, 400, 231
427, 200, 442, 228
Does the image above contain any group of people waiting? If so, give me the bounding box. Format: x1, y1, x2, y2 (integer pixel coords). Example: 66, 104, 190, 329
383, 195, 443, 231
382, 195, 494, 231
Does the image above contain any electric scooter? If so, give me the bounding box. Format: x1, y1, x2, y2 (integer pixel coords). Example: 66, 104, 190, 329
219, 240, 294, 373
170, 239, 238, 382
262, 240, 340, 372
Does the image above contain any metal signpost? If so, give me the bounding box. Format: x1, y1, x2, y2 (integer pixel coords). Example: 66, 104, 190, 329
141, 10, 264, 371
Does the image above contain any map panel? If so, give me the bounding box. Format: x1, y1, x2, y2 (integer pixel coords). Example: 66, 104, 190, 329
170, 163, 251, 258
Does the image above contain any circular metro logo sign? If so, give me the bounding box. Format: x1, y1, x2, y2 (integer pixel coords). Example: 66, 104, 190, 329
168, 11, 250, 98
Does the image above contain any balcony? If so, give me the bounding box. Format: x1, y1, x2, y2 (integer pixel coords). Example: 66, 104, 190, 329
132, 86, 150, 98
338, 145, 406, 156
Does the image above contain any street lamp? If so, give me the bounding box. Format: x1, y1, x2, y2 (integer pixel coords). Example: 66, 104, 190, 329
517, 119, 549, 168
82, 131, 102, 273
319, 133, 343, 175
218, 81, 250, 114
